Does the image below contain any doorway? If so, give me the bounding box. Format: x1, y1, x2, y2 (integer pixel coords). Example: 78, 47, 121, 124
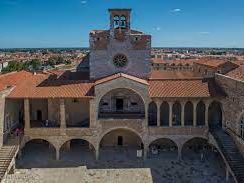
116, 98, 124, 111
118, 136, 123, 146
37, 110, 42, 121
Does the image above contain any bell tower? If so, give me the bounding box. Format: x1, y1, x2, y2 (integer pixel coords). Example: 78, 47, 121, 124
109, 9, 131, 34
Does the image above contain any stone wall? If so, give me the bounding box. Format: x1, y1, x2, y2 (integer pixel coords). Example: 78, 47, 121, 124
215, 73, 244, 155
30, 99, 48, 121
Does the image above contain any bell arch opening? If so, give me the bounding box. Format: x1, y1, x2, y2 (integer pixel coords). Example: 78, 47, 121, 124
208, 101, 223, 129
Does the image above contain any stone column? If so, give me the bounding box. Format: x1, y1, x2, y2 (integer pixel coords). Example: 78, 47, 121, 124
59, 99, 66, 128
156, 100, 161, 127
47, 98, 52, 121
89, 99, 96, 128
193, 102, 197, 127
181, 102, 185, 127
95, 145, 99, 160
144, 146, 148, 160
205, 102, 210, 127
144, 101, 149, 127
169, 101, 173, 127
24, 99, 30, 129
56, 149, 60, 160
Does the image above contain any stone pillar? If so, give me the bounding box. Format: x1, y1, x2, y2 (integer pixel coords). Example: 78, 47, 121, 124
24, 99, 30, 129
95, 145, 99, 160
56, 149, 60, 160
144, 147, 148, 160
59, 99, 66, 128
169, 102, 173, 127
181, 102, 185, 127
144, 102, 149, 127
156, 100, 161, 127
89, 99, 96, 128
193, 102, 197, 127
205, 102, 210, 127
47, 98, 52, 121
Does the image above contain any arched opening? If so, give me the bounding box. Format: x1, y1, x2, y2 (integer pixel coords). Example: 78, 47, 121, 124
99, 88, 145, 119
120, 15, 127, 28
181, 137, 226, 174
148, 102, 157, 126
99, 129, 143, 161
113, 15, 120, 29
148, 138, 178, 159
172, 101, 181, 126
197, 101, 205, 126
240, 113, 244, 140
208, 101, 222, 129
60, 139, 95, 165
17, 139, 56, 168
160, 102, 169, 126
184, 101, 193, 126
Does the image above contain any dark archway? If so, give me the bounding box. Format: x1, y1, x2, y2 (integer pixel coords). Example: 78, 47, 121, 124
60, 139, 95, 165
184, 101, 193, 126
172, 102, 181, 126
208, 101, 222, 129
160, 102, 169, 126
197, 101, 205, 126
17, 139, 56, 168
182, 137, 220, 162
148, 102, 157, 126
99, 129, 143, 161
149, 138, 178, 159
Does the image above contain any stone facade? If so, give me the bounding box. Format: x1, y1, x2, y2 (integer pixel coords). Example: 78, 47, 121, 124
89, 9, 151, 80
215, 73, 244, 154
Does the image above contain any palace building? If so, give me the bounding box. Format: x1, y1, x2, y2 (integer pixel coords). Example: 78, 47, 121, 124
0, 9, 244, 182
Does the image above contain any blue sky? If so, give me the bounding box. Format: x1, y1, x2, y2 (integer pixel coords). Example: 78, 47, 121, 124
0, 0, 244, 48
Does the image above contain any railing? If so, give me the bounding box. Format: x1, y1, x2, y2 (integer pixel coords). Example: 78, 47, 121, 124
30, 120, 60, 128
99, 112, 145, 119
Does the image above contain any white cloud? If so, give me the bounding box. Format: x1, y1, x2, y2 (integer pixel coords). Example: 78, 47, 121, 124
81, 0, 87, 4
171, 8, 181, 13
199, 31, 210, 35
153, 27, 161, 31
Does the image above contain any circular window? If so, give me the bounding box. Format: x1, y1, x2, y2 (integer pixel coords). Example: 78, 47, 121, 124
113, 54, 128, 68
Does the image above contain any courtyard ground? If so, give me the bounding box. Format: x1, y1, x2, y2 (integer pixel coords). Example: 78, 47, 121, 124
2, 146, 234, 183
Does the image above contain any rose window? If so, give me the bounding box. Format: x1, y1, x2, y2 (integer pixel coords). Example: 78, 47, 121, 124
113, 54, 128, 68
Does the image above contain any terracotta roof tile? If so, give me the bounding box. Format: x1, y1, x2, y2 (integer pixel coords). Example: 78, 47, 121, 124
7, 72, 94, 99
149, 70, 201, 80
95, 73, 148, 85
152, 59, 194, 65
0, 71, 33, 92
225, 65, 244, 81
149, 79, 224, 98
194, 59, 237, 68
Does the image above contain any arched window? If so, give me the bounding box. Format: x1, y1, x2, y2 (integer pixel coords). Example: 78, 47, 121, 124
120, 15, 126, 28
148, 102, 157, 126
113, 15, 120, 29
172, 102, 181, 126
240, 115, 244, 140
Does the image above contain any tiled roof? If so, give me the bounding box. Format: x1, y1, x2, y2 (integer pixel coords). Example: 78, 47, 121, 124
194, 59, 236, 68
7, 72, 94, 99
225, 65, 244, 81
0, 71, 33, 92
149, 79, 224, 98
149, 70, 201, 80
95, 73, 148, 85
152, 59, 194, 65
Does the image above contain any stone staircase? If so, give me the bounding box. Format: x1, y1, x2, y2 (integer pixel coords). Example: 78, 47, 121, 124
211, 129, 244, 183
0, 138, 19, 182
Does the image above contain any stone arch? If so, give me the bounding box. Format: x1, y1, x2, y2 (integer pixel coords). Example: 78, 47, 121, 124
181, 137, 214, 160
172, 101, 181, 126
184, 101, 193, 126
148, 138, 178, 159
238, 110, 244, 139
160, 101, 169, 126
19, 138, 57, 168
148, 101, 157, 126
99, 128, 144, 160
59, 138, 96, 162
196, 101, 205, 126
208, 101, 223, 129
98, 88, 145, 119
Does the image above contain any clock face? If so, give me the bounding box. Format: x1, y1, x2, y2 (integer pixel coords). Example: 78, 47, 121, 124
113, 54, 128, 68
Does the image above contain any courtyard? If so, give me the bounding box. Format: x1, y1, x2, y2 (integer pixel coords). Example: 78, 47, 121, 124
3, 139, 234, 183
